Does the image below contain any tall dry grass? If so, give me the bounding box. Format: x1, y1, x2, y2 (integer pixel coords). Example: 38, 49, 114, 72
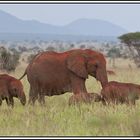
0, 58, 139, 136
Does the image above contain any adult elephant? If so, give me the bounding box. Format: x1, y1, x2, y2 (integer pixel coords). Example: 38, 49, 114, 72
19, 49, 108, 105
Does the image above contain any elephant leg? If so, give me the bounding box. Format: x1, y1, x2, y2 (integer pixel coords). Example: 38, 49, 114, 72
28, 95, 38, 105
5, 97, 11, 106
6, 97, 14, 108
103, 98, 111, 106
9, 97, 14, 107
101, 98, 107, 106
28, 94, 38, 105
28, 86, 38, 105
0, 98, 2, 106
69, 95, 77, 106
38, 94, 45, 106
70, 77, 92, 105
131, 100, 136, 105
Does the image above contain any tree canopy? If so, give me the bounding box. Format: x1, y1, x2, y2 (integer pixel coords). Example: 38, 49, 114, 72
118, 32, 140, 67
119, 32, 140, 46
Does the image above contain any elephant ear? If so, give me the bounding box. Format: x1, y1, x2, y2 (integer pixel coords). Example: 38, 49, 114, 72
67, 54, 88, 79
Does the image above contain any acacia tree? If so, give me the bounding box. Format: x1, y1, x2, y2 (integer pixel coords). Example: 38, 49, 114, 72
118, 32, 140, 67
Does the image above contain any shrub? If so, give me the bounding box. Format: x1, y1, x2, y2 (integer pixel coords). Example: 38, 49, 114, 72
0, 48, 20, 72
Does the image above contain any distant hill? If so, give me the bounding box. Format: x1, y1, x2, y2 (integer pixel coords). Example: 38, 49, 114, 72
0, 10, 128, 36
63, 18, 127, 36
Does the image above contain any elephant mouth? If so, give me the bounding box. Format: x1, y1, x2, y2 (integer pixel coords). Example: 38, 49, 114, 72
19, 97, 26, 105
21, 100, 26, 105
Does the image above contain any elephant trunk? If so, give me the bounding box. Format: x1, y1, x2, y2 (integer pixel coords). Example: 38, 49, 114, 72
100, 75, 108, 88
19, 93, 26, 105
96, 68, 108, 88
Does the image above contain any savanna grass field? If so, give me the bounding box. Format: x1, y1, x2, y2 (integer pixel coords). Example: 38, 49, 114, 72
0, 54, 140, 136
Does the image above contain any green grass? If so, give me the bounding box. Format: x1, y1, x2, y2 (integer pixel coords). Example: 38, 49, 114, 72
0, 58, 140, 136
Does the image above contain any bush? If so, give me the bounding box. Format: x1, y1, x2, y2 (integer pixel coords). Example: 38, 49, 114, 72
0, 48, 20, 72
107, 47, 121, 58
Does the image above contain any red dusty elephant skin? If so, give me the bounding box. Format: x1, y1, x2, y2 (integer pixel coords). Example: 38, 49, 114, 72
19, 49, 108, 105
101, 81, 140, 105
0, 74, 26, 107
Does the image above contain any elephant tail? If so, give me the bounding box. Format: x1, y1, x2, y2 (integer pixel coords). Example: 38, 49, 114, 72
19, 70, 27, 80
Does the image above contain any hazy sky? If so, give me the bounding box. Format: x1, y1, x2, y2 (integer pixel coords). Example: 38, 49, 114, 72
0, 4, 140, 32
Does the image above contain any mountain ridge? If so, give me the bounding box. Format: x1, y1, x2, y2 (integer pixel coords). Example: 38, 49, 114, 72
0, 9, 128, 36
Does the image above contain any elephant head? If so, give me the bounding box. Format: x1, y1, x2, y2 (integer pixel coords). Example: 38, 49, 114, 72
10, 80, 26, 105
67, 49, 108, 87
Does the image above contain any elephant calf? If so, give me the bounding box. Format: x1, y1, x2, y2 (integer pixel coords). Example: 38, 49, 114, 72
0, 74, 26, 107
101, 81, 140, 105
69, 92, 102, 105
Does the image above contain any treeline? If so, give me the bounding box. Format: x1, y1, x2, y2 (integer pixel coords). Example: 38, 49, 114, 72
1, 32, 140, 72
